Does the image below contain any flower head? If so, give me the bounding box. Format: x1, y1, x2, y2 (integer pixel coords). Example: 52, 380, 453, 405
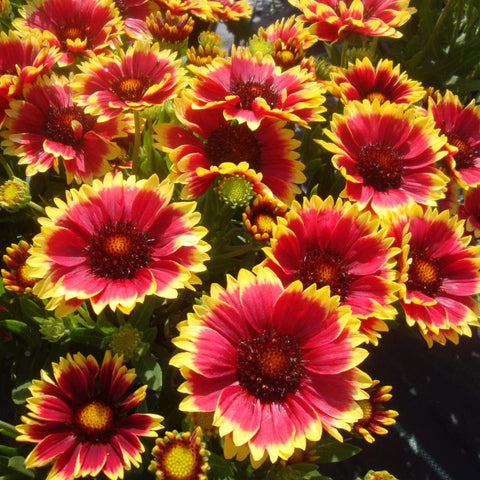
210, 0, 252, 21
243, 195, 288, 241
320, 99, 448, 216
108, 323, 146, 362
16, 351, 163, 480
71, 40, 185, 120
145, 10, 195, 51
171, 267, 371, 466
0, 177, 31, 212
1, 240, 36, 294
458, 185, 480, 237
13, 0, 124, 67
186, 46, 326, 130
150, 427, 209, 480
384, 204, 480, 347
27, 172, 210, 316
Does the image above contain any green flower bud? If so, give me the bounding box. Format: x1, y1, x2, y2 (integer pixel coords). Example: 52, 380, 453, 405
216, 174, 255, 208
0, 177, 31, 213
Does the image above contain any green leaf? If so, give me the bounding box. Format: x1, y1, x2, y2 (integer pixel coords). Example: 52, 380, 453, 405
0, 321, 34, 344
18, 296, 45, 320
7, 456, 34, 478
128, 296, 156, 331
315, 437, 362, 464
69, 327, 105, 348
11, 380, 32, 405
134, 353, 162, 391
206, 452, 236, 480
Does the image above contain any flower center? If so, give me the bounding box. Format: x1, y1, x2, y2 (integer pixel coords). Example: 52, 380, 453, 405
160, 443, 200, 480
1, 182, 21, 203
366, 91, 388, 103
205, 123, 261, 170
16, 263, 37, 290
356, 143, 404, 191
406, 250, 442, 297
357, 399, 374, 425
230, 79, 279, 110
446, 131, 476, 169
45, 106, 95, 146
84, 221, 153, 280
73, 400, 114, 440
236, 330, 304, 403
112, 77, 151, 102
254, 212, 276, 236
297, 249, 351, 299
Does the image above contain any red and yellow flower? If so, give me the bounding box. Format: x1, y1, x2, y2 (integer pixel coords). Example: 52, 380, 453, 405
290, 0, 416, 43
210, 0, 252, 22
154, 97, 305, 204
428, 90, 480, 188
458, 185, 480, 238
1, 74, 124, 184
320, 99, 449, 216
16, 351, 163, 480
259, 195, 399, 343
384, 204, 480, 347
71, 40, 185, 121
1, 240, 36, 294
171, 267, 371, 466
152, 0, 217, 22
329, 57, 425, 106
186, 45, 326, 130
27, 172, 210, 316
12, 0, 124, 67
114, 0, 157, 41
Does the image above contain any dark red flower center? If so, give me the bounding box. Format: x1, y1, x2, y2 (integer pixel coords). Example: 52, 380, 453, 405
446, 131, 476, 169
57, 24, 90, 49
44, 106, 95, 146
112, 77, 151, 102
356, 143, 404, 191
73, 400, 115, 442
236, 330, 304, 403
114, 0, 128, 16
366, 91, 388, 103
204, 123, 261, 170
230, 78, 279, 110
406, 249, 442, 297
84, 221, 153, 280
297, 249, 351, 299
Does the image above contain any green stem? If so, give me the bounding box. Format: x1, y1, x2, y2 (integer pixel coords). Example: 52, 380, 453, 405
131, 110, 142, 177
0, 154, 14, 179
340, 40, 349, 68
27, 201, 45, 215
213, 243, 257, 260
0, 420, 19, 436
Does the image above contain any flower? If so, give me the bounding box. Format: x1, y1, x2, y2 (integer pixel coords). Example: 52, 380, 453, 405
428, 90, 480, 188
71, 40, 185, 121
16, 351, 163, 480
170, 267, 371, 466
384, 203, 480, 347
0, 177, 31, 212
319, 99, 449, 216
210, 0, 252, 21
328, 57, 425, 105
27, 172, 210, 316
1, 74, 124, 184
150, 427, 209, 480
458, 185, 480, 237
362, 471, 399, 480
12, 0, 124, 67
216, 174, 255, 208
186, 31, 226, 66
353, 380, 398, 443
1, 240, 36, 293
152, 0, 217, 22
144, 10, 195, 50
186, 45, 326, 130
259, 196, 399, 344
154, 98, 305, 203
290, 0, 416, 43
108, 323, 146, 362
242, 195, 288, 241
113, 0, 157, 41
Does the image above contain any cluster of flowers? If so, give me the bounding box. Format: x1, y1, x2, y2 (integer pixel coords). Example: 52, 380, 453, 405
0, 0, 479, 479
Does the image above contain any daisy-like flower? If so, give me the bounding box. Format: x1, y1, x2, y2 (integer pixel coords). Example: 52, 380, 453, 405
209, 0, 252, 22
428, 90, 480, 188
242, 195, 289, 242
12, 0, 124, 67
186, 31, 226, 67
353, 380, 398, 443
170, 267, 371, 466
290, 0, 416, 43
113, 0, 157, 41
319, 99, 449, 216
458, 185, 480, 237
153, 0, 217, 22
71, 40, 185, 121
186, 45, 326, 130
27, 172, 210, 316
154, 97, 305, 204
16, 351, 163, 480
259, 195, 399, 344
384, 203, 480, 347
1, 74, 123, 184
329, 57, 425, 106
150, 427, 209, 480
1, 240, 36, 294
144, 10, 194, 50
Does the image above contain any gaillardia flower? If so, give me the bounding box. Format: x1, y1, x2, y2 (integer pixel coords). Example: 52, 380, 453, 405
27, 173, 210, 316
428, 90, 480, 188
170, 267, 371, 466
12, 0, 123, 67
71, 40, 185, 121
16, 351, 163, 480
1, 240, 36, 294
320, 99, 448, 216
384, 204, 480, 347
150, 427, 209, 480
242, 195, 288, 241
329, 57, 425, 106
154, 98, 305, 204
186, 45, 326, 130
259, 195, 399, 344
290, 0, 416, 43
1, 74, 123, 184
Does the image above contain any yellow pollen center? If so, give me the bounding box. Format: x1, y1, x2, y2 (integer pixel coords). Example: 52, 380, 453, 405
366, 91, 387, 103
413, 258, 437, 285
357, 399, 374, 423
75, 401, 113, 434
62, 26, 83, 40
104, 234, 132, 256
163, 445, 197, 480
2, 182, 21, 202
117, 78, 143, 99
317, 261, 339, 285
17, 264, 37, 287
259, 347, 290, 377
255, 212, 275, 234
